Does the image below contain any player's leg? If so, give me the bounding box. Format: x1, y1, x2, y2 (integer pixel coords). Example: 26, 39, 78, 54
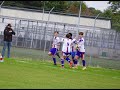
71, 51, 75, 67
61, 52, 68, 68
80, 52, 86, 70
60, 55, 65, 68
52, 48, 57, 65
52, 55, 57, 65
72, 55, 79, 69
56, 50, 60, 58
72, 50, 80, 69
48, 48, 53, 56
48, 48, 57, 65
65, 54, 73, 68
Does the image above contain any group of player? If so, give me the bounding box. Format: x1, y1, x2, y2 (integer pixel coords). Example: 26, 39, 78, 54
48, 31, 86, 70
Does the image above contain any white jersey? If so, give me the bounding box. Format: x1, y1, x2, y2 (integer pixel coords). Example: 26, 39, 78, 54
71, 38, 77, 52
52, 36, 60, 48
61, 38, 72, 53
72, 38, 85, 52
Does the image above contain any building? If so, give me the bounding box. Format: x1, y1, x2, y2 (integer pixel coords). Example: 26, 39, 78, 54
0, 6, 111, 29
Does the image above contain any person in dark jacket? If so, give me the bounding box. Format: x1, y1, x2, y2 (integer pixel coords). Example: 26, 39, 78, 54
1, 23, 15, 58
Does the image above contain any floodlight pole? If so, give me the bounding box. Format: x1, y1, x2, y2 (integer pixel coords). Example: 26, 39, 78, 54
0, 1, 4, 16
43, 7, 54, 53
89, 13, 101, 66
42, 1, 45, 22
77, 1, 82, 35
76, 1, 82, 66
40, 1, 45, 48
47, 7, 54, 23
93, 13, 101, 32
0, 1, 4, 10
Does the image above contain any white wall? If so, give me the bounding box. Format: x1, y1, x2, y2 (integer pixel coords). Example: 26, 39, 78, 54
1, 8, 111, 29
0, 22, 6, 31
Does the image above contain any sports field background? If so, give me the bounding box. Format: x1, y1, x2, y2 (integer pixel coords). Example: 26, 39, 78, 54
0, 46, 120, 70
0, 15, 120, 71
0, 5, 120, 89
0, 58, 120, 89
0, 34, 120, 89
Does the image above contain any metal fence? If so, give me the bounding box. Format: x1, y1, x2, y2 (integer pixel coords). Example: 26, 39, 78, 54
0, 15, 120, 69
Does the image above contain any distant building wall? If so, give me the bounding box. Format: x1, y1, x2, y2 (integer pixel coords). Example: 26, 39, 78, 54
0, 7, 111, 29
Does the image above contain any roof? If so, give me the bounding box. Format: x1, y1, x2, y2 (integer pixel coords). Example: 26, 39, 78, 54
2, 6, 111, 21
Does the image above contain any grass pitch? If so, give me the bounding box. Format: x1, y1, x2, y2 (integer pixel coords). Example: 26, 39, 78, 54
0, 58, 120, 89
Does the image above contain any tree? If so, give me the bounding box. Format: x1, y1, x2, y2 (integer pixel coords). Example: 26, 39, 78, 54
44, 1, 68, 12
112, 12, 120, 32
101, 8, 120, 32
108, 1, 120, 31
108, 1, 120, 12
100, 8, 113, 19
66, 1, 87, 15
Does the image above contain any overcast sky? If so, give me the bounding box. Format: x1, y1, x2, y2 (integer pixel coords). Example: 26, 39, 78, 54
84, 1, 111, 12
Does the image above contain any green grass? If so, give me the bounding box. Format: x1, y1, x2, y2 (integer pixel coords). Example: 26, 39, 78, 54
0, 58, 120, 89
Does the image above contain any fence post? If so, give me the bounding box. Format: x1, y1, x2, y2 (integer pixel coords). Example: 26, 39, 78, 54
89, 13, 101, 67
43, 7, 54, 53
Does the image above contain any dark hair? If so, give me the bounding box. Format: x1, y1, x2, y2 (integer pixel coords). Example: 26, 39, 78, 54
54, 31, 59, 34
7, 23, 12, 27
79, 32, 84, 35
68, 33, 72, 37
66, 33, 71, 38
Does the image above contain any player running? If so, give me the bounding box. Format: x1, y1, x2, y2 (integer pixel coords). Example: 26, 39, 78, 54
48, 31, 60, 65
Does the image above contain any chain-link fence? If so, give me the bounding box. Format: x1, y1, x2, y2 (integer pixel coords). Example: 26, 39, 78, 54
0, 15, 120, 69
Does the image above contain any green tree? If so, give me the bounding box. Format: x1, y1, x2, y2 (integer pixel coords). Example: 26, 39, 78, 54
100, 8, 113, 19
101, 8, 120, 32
108, 1, 120, 12
108, 1, 120, 31
112, 13, 120, 32
66, 1, 87, 15
87, 7, 102, 16
44, 1, 68, 12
